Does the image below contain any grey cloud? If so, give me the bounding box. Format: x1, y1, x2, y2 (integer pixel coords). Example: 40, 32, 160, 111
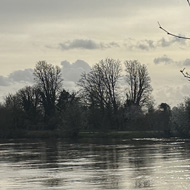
59, 39, 100, 50
62, 81, 79, 92
154, 56, 190, 67
0, 69, 34, 87
0, 60, 90, 89
72, 60, 91, 71
0, 60, 90, 99
9, 69, 34, 83
183, 59, 190, 66
154, 55, 174, 65
0, 76, 10, 86
61, 59, 91, 82
103, 42, 120, 48
157, 37, 186, 47
59, 39, 119, 50
125, 39, 155, 51
138, 40, 155, 50
125, 37, 186, 51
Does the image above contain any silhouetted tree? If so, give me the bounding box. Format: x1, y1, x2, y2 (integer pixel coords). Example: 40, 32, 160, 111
171, 99, 190, 137
16, 86, 42, 128
125, 60, 152, 108
4, 94, 24, 129
57, 90, 84, 137
33, 61, 63, 124
78, 58, 122, 129
57, 89, 77, 111
158, 103, 171, 135
78, 58, 121, 111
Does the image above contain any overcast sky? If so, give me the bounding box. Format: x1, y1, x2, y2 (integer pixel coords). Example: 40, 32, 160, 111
1, 0, 190, 107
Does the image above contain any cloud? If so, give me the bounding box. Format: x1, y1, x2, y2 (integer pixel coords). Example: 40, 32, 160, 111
0, 60, 90, 88
125, 37, 187, 51
157, 37, 186, 47
8, 69, 34, 83
0, 76, 10, 86
57, 36, 187, 52
59, 39, 100, 50
153, 84, 190, 107
154, 55, 174, 65
125, 39, 155, 51
61, 59, 91, 82
0, 69, 34, 87
183, 59, 190, 66
59, 39, 119, 50
154, 55, 190, 67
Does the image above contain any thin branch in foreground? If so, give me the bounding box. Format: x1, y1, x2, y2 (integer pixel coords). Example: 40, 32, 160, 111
158, 22, 190, 40
180, 68, 190, 81
187, 0, 190, 6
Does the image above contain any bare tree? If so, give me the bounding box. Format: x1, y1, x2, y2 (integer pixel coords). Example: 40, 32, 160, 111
125, 60, 152, 107
33, 61, 63, 118
78, 58, 122, 113
99, 58, 122, 112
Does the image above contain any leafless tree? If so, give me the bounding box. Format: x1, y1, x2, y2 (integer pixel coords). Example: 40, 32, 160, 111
33, 61, 63, 118
125, 60, 152, 107
78, 58, 122, 113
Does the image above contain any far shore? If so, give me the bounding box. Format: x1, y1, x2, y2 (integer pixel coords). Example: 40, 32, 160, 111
0, 130, 179, 139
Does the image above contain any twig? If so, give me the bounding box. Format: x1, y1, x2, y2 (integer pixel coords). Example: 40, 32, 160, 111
158, 22, 190, 40
180, 68, 190, 81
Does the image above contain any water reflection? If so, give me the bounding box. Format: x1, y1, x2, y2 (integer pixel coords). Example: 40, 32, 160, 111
0, 138, 190, 189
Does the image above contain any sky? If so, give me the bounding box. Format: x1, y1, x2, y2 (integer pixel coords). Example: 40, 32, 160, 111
1, 0, 190, 107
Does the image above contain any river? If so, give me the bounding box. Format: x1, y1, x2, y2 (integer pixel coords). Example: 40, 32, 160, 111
0, 138, 190, 189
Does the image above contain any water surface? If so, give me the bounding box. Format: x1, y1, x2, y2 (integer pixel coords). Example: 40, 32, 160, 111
0, 138, 190, 189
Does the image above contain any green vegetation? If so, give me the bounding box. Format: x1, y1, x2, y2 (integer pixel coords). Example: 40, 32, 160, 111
0, 59, 190, 139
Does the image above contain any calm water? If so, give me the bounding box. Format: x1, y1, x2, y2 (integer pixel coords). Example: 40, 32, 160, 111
0, 138, 190, 190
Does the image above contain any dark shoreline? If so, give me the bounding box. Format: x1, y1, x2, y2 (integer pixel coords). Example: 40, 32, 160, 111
0, 130, 178, 139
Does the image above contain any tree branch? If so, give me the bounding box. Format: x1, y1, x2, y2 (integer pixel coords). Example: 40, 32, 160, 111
180, 68, 190, 81
158, 22, 190, 40
187, 0, 190, 6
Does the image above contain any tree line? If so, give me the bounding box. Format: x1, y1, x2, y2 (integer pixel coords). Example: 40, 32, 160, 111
0, 59, 189, 138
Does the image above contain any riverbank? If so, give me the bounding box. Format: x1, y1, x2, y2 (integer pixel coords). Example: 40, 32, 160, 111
0, 129, 171, 139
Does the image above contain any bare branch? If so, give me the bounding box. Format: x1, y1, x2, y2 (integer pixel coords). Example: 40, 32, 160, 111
180, 68, 190, 81
187, 0, 190, 6
158, 22, 190, 40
